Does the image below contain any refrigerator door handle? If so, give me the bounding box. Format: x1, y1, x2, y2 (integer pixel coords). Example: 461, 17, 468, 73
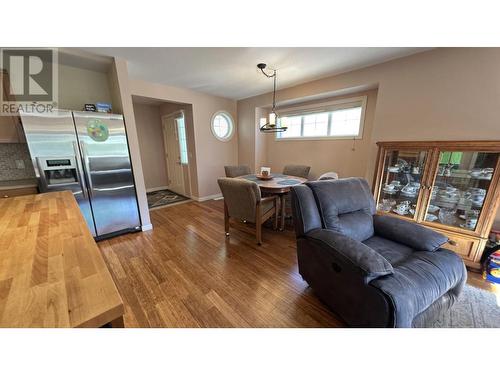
79, 141, 94, 198
72, 141, 90, 199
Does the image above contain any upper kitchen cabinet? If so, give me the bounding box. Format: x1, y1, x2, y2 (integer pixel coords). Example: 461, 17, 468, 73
0, 70, 23, 143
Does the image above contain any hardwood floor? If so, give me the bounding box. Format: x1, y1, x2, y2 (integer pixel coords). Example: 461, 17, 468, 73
467, 270, 499, 298
99, 200, 343, 327
99, 200, 499, 328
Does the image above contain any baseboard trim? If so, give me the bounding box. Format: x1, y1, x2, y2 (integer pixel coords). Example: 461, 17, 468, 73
192, 193, 222, 202
141, 223, 153, 231
146, 186, 169, 193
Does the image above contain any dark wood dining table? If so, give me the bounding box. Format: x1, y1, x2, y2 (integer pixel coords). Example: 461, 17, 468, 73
239, 174, 308, 230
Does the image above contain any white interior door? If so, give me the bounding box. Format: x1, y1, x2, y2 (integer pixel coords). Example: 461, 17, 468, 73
162, 116, 185, 196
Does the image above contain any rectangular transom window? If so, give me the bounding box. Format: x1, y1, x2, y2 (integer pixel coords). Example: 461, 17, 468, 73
276, 96, 367, 140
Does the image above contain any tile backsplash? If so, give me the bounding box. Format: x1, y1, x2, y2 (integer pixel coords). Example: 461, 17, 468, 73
0, 143, 36, 181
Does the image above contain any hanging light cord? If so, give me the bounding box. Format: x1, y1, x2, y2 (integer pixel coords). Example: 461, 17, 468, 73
272, 70, 276, 111
258, 66, 277, 111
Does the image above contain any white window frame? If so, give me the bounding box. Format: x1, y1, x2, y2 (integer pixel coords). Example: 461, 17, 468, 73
275, 96, 367, 141
211, 111, 235, 142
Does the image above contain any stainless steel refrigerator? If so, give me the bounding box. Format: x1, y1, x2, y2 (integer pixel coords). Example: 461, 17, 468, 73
20, 109, 141, 239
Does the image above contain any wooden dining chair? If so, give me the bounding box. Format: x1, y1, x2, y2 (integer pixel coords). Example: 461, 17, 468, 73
217, 178, 278, 245
224, 165, 252, 178
282, 165, 311, 220
282, 165, 311, 179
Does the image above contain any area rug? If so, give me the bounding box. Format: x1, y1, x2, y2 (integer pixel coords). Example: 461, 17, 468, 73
147, 189, 189, 209
427, 285, 500, 328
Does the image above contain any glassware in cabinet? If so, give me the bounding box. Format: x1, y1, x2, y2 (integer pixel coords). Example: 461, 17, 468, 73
423, 150, 500, 231
376, 149, 428, 220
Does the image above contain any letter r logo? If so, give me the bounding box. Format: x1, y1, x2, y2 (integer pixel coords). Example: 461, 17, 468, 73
1, 48, 56, 102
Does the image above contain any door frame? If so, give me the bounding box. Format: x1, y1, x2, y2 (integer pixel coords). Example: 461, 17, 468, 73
161, 110, 192, 198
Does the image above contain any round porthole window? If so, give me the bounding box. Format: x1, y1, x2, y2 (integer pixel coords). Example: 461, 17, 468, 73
211, 111, 234, 141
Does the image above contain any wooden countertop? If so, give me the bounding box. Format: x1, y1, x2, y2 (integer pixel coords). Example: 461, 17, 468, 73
0, 191, 124, 327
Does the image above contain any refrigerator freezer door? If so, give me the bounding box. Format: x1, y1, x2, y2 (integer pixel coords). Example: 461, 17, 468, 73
19, 110, 97, 236
72, 112, 140, 237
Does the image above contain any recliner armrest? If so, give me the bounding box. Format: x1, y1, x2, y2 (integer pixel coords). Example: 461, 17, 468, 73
373, 214, 448, 252
305, 229, 394, 282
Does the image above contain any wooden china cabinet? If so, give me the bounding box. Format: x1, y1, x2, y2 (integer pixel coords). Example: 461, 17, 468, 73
373, 141, 500, 270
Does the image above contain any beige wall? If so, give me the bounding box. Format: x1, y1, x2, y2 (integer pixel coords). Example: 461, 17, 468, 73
108, 63, 123, 114
263, 89, 378, 180
133, 102, 168, 190
111, 59, 152, 230
108, 58, 237, 230
129, 79, 238, 200
254, 106, 269, 172
237, 48, 500, 229
58, 64, 113, 111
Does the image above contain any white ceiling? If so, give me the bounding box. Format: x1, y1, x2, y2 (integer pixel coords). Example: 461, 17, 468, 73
80, 47, 429, 100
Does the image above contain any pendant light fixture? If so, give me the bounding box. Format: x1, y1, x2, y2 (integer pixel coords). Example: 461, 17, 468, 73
257, 63, 287, 133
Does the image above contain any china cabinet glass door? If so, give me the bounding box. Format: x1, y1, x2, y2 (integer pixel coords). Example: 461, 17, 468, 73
376, 149, 429, 220
423, 150, 500, 232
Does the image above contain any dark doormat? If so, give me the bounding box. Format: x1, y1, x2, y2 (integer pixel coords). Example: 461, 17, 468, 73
147, 189, 190, 209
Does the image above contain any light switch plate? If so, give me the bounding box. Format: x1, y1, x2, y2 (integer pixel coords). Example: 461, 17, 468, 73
15, 160, 25, 169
